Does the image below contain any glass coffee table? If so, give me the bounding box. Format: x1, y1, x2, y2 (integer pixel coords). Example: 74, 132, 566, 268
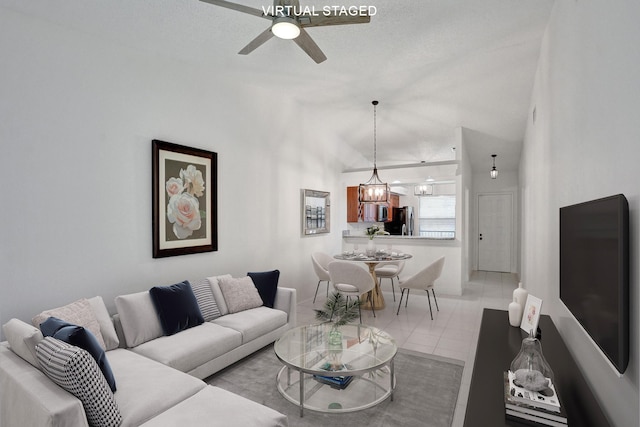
274, 323, 397, 417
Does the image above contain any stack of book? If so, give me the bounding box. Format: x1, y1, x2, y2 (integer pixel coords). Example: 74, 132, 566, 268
313, 362, 354, 390
504, 371, 568, 427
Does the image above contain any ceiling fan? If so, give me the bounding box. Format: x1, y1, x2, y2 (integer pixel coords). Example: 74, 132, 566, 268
200, 0, 371, 63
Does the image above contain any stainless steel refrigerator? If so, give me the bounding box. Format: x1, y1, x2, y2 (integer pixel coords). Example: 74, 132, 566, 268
384, 206, 414, 236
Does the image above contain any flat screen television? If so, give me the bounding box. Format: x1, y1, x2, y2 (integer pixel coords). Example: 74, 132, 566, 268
560, 194, 629, 374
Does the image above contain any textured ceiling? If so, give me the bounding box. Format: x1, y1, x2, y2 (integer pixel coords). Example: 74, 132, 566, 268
1, 0, 555, 173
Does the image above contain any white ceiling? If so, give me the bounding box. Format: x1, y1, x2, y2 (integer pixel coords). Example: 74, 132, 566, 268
1, 0, 555, 173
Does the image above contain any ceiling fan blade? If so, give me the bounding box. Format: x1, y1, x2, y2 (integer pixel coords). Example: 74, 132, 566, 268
298, 13, 370, 28
238, 27, 275, 55
293, 28, 327, 64
199, 0, 270, 19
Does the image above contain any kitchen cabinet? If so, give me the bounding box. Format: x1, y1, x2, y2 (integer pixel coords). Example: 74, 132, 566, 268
346, 186, 361, 222
347, 186, 398, 223
388, 194, 400, 222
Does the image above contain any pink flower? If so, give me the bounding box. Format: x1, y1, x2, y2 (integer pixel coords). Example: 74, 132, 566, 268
165, 177, 184, 197
166, 193, 202, 239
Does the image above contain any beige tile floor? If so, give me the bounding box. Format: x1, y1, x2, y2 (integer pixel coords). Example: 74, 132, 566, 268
296, 270, 518, 427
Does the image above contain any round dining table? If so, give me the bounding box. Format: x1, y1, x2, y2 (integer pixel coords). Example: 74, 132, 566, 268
333, 252, 412, 310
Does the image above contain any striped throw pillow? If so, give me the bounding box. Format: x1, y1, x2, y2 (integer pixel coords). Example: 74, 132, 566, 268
191, 280, 221, 321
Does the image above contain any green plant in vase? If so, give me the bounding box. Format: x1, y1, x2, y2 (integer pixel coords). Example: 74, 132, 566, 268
314, 292, 361, 369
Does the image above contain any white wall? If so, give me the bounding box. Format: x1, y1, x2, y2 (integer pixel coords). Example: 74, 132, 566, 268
0, 8, 346, 334
520, 1, 640, 425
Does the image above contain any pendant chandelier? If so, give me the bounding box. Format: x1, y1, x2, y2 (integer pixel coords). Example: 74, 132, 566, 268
490, 154, 499, 179
359, 100, 390, 203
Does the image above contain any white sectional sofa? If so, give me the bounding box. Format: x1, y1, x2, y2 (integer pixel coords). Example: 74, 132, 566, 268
0, 274, 296, 427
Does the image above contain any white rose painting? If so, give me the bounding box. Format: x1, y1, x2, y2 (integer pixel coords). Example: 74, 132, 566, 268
164, 162, 206, 240
153, 139, 217, 258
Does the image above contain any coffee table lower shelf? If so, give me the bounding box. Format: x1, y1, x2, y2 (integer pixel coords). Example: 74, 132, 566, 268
276, 365, 395, 416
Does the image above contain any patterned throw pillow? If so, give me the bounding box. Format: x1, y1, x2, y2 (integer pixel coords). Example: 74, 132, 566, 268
36, 337, 122, 427
218, 276, 264, 314
191, 280, 221, 321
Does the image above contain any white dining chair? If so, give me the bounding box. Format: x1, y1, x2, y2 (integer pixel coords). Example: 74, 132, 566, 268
396, 256, 445, 319
311, 252, 333, 303
374, 260, 405, 302
328, 261, 376, 322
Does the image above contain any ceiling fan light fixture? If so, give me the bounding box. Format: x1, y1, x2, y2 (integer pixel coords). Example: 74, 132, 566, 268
272, 17, 300, 39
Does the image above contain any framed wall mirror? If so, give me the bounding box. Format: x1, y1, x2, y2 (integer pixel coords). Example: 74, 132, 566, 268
302, 189, 330, 235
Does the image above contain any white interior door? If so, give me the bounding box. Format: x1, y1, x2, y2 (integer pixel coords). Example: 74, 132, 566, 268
478, 194, 512, 272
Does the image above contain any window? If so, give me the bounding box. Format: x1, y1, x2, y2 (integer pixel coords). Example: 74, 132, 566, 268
418, 195, 456, 238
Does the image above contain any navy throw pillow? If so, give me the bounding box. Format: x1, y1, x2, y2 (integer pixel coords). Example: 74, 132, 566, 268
39, 316, 117, 392
150, 280, 204, 336
247, 270, 280, 308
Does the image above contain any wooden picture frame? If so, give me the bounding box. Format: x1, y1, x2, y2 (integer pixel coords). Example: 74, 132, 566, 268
152, 139, 217, 258
520, 294, 543, 335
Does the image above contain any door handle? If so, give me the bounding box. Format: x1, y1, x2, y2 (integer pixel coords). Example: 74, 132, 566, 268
479, 233, 483, 240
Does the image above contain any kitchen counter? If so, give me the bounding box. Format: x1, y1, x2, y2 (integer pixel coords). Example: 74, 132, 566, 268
342, 235, 457, 242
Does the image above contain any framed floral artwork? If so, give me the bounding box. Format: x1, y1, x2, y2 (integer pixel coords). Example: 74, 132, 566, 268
520, 294, 543, 335
152, 140, 217, 258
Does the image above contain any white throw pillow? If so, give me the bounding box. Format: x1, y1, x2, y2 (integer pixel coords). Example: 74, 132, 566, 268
207, 274, 232, 316
218, 276, 264, 314
88, 296, 119, 351
2, 318, 43, 368
114, 291, 163, 348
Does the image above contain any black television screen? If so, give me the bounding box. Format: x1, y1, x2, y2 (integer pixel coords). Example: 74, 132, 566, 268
560, 194, 629, 374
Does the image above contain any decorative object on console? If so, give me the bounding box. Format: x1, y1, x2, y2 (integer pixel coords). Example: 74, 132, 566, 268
520, 294, 542, 335
504, 371, 567, 426
508, 297, 522, 327
510, 333, 555, 390
490, 154, 499, 179
152, 139, 217, 258
359, 101, 390, 203
513, 282, 528, 309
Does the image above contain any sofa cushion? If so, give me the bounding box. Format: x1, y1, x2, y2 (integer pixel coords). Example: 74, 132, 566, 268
88, 296, 120, 351
139, 386, 288, 427
106, 348, 206, 427
213, 306, 288, 344
2, 318, 43, 368
218, 276, 264, 314
40, 317, 116, 392
130, 322, 242, 374
206, 274, 232, 316
114, 291, 163, 348
247, 270, 280, 308
35, 337, 122, 427
150, 281, 204, 336
191, 280, 221, 321
32, 298, 107, 350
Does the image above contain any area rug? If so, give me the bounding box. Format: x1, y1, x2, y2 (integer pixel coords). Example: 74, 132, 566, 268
206, 344, 464, 427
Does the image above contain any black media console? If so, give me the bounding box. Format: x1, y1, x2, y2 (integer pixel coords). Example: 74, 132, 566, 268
463, 309, 610, 427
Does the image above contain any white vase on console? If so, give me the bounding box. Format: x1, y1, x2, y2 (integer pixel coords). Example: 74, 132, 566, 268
513, 282, 528, 308
508, 297, 523, 327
